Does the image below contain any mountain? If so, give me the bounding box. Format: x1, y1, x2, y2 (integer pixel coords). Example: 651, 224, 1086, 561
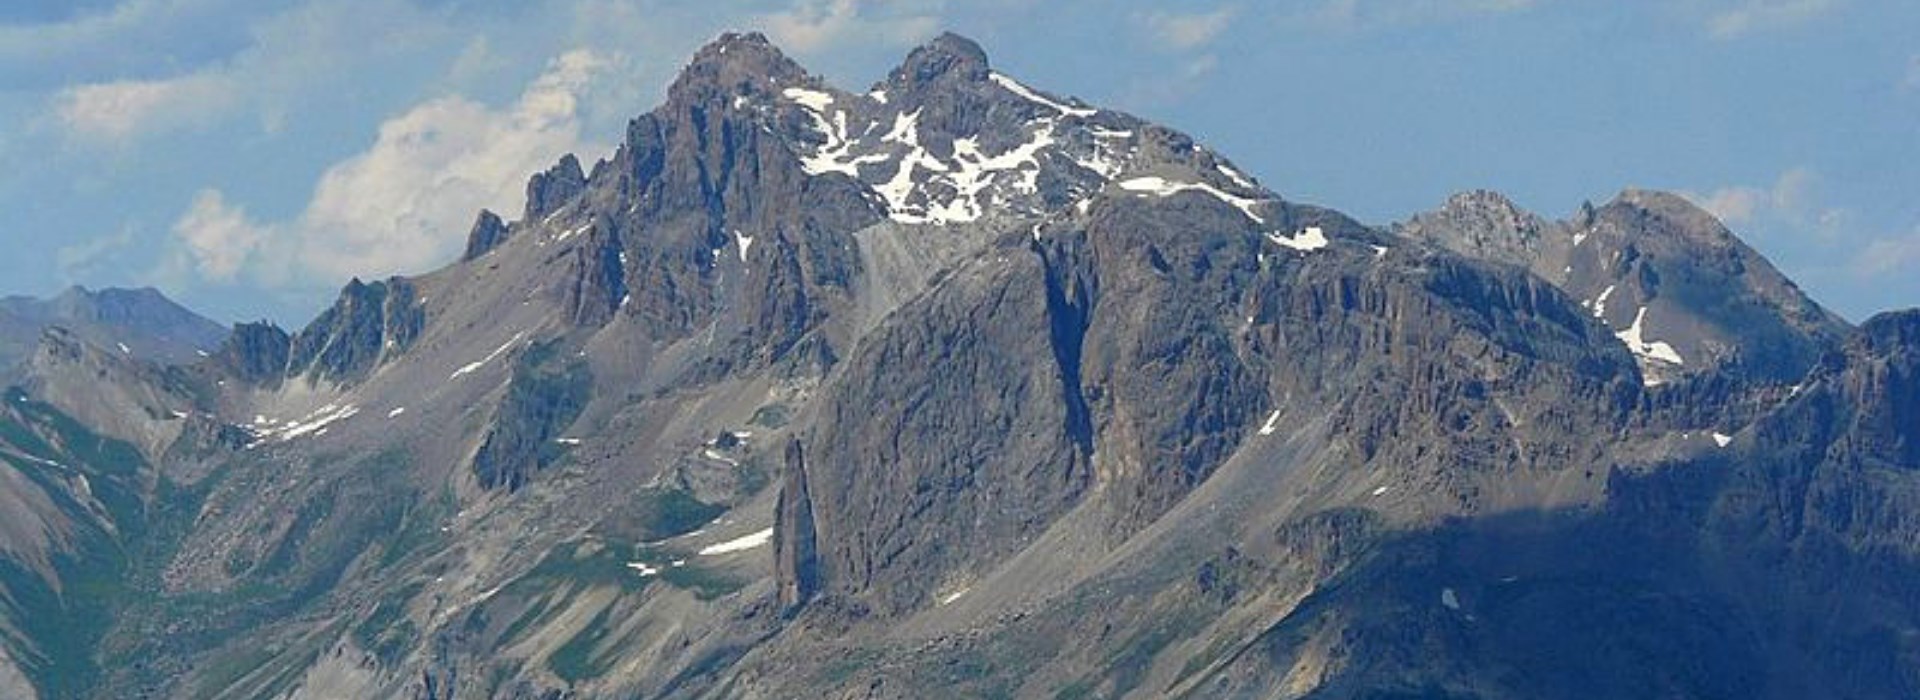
0, 286, 227, 377
1399, 190, 1848, 386
0, 31, 1914, 700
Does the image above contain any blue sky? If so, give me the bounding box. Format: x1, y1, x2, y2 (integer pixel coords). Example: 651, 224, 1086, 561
2, 0, 1915, 325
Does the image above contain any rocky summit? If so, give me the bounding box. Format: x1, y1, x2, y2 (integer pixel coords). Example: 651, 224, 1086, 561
0, 31, 1914, 700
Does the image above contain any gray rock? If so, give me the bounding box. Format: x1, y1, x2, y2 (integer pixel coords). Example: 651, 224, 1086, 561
460, 209, 510, 261
523, 154, 586, 222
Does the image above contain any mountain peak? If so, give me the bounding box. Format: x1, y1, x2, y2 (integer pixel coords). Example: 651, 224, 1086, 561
1606, 188, 1730, 239
671, 31, 813, 101
1441, 189, 1523, 216
887, 31, 990, 90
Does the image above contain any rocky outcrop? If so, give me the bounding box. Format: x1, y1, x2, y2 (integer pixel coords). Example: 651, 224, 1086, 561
215, 321, 292, 387
523, 154, 586, 222
773, 438, 820, 613
556, 221, 626, 327
586, 33, 876, 364
460, 209, 510, 262
469, 341, 591, 491
285, 277, 425, 385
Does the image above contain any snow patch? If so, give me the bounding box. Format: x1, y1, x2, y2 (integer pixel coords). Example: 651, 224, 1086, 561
733, 229, 754, 262
1118, 176, 1269, 224
1258, 409, 1282, 436
1266, 227, 1328, 252
1441, 588, 1461, 610
1614, 306, 1684, 371
1711, 432, 1732, 448
248, 404, 360, 447
1216, 162, 1256, 189
116, 342, 130, 355
780, 87, 833, 112
880, 113, 1060, 225
450, 331, 527, 380
625, 562, 659, 577
1592, 284, 1616, 320
698, 528, 773, 556
1372, 485, 1390, 497
387, 407, 406, 418
786, 87, 887, 177
989, 72, 1096, 117
939, 587, 969, 605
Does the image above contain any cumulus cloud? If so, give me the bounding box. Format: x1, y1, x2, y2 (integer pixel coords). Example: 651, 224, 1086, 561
755, 0, 941, 54
1704, 0, 1839, 39
171, 189, 267, 281
166, 49, 612, 288
55, 73, 236, 144
1140, 8, 1236, 51
1683, 167, 1846, 237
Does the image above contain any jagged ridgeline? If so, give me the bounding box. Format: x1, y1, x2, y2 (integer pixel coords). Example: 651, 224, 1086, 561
0, 31, 1913, 700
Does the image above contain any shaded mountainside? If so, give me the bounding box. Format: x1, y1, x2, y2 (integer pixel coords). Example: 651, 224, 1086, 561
0, 31, 1914, 700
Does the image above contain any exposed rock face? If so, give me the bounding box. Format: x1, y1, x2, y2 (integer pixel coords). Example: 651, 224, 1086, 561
791, 189, 1634, 615
773, 438, 819, 612
285, 277, 425, 385
579, 32, 878, 366
460, 209, 510, 262
555, 222, 626, 327
523, 154, 587, 222
1401, 189, 1847, 386
469, 340, 591, 491
215, 321, 292, 387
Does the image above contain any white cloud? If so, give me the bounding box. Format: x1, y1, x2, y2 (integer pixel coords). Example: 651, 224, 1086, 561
166, 49, 612, 288
54, 73, 236, 144
1854, 228, 1920, 277
171, 189, 267, 282
755, 0, 941, 54
44, 0, 459, 146
1140, 8, 1236, 51
1704, 0, 1839, 39
55, 224, 139, 282
1683, 167, 1844, 237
